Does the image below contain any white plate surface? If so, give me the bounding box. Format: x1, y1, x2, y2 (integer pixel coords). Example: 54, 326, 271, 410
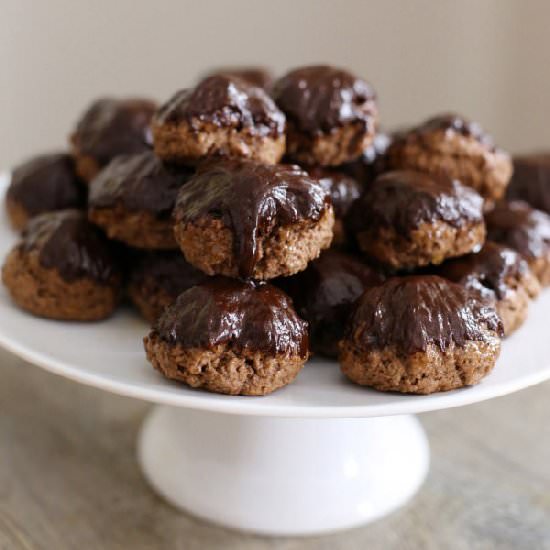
0, 173, 548, 418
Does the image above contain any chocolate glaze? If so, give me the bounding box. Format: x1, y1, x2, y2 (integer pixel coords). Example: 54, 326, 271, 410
272, 65, 377, 135
152, 278, 309, 357
155, 75, 285, 137
345, 275, 503, 354
88, 152, 193, 217
485, 200, 550, 261
348, 170, 484, 236
7, 153, 86, 215
174, 160, 331, 278
130, 251, 207, 298
203, 66, 273, 90
507, 153, 550, 214
278, 250, 384, 357
71, 98, 157, 165
20, 210, 120, 284
437, 241, 529, 301
305, 166, 362, 218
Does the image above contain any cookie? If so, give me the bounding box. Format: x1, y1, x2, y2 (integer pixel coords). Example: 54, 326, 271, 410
88, 151, 192, 249
507, 153, 550, 214
203, 66, 273, 90
341, 131, 392, 185
128, 250, 208, 323
2, 210, 121, 320
6, 153, 86, 230
152, 75, 286, 165
305, 166, 362, 247
70, 97, 157, 181
347, 170, 485, 269
437, 241, 540, 335
485, 200, 550, 286
278, 250, 384, 357
339, 275, 503, 394
173, 160, 334, 280
385, 113, 512, 201
144, 278, 309, 395
273, 65, 378, 166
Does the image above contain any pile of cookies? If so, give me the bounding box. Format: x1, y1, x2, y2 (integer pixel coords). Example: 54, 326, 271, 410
3, 65, 550, 396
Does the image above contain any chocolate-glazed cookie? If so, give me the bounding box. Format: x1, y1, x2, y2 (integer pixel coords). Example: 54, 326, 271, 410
153, 75, 286, 165
278, 250, 384, 357
6, 153, 86, 230
70, 97, 157, 182
507, 153, 550, 214
173, 160, 334, 280
2, 210, 121, 320
339, 275, 503, 394
485, 200, 550, 286
88, 152, 192, 249
273, 65, 378, 166
144, 278, 309, 395
385, 113, 512, 201
202, 66, 273, 90
348, 170, 485, 269
128, 250, 208, 323
437, 242, 540, 335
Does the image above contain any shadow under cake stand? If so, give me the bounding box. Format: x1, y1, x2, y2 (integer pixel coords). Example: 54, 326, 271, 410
0, 174, 549, 536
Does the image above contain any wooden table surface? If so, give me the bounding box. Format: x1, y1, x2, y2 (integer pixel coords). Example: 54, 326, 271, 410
1, 348, 550, 550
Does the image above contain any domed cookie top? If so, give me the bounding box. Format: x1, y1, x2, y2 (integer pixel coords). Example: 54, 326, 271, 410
279, 250, 384, 357
507, 153, 550, 214
344, 275, 503, 355
174, 160, 333, 279
19, 209, 120, 284
151, 278, 309, 357
203, 66, 273, 89
6, 153, 86, 230
70, 97, 157, 180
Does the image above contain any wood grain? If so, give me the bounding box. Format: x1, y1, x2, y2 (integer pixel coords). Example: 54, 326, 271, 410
1, 347, 550, 550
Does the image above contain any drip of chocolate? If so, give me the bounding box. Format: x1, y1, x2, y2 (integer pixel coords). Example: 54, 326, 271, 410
7, 153, 86, 215
507, 153, 550, 214
155, 75, 285, 137
174, 160, 331, 278
272, 65, 377, 135
152, 278, 309, 357
20, 210, 120, 283
346, 275, 503, 354
88, 152, 193, 217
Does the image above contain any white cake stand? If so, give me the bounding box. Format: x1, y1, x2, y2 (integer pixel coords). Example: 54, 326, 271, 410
1, 174, 549, 536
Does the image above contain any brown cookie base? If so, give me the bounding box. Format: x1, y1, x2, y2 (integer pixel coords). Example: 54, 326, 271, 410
5, 196, 30, 231
128, 281, 175, 324
72, 152, 102, 183
529, 255, 550, 287
387, 132, 512, 201
144, 334, 306, 396
357, 220, 486, 269
339, 337, 501, 395
89, 204, 177, 250
286, 122, 375, 167
175, 208, 334, 279
2, 247, 119, 321
152, 120, 285, 165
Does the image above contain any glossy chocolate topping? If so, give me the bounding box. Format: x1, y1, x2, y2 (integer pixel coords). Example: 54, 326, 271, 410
8, 153, 86, 215
204, 66, 273, 90
345, 275, 503, 354
279, 250, 384, 357
485, 200, 550, 261
155, 75, 285, 137
88, 152, 193, 217
272, 65, 377, 135
175, 160, 331, 278
20, 210, 120, 283
71, 98, 157, 165
130, 251, 207, 298
437, 241, 528, 300
350, 170, 484, 235
152, 278, 309, 357
507, 153, 550, 214
305, 167, 362, 218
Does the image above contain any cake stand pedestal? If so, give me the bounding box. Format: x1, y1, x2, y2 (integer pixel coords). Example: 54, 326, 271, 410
139, 407, 429, 536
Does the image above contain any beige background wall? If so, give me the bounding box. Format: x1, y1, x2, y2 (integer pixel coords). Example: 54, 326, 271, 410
1, 0, 549, 168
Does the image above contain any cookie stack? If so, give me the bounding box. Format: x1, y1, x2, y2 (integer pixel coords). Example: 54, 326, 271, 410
3, 64, 550, 397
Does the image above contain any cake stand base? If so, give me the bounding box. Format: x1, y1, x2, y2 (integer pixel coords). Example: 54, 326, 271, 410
138, 406, 430, 537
